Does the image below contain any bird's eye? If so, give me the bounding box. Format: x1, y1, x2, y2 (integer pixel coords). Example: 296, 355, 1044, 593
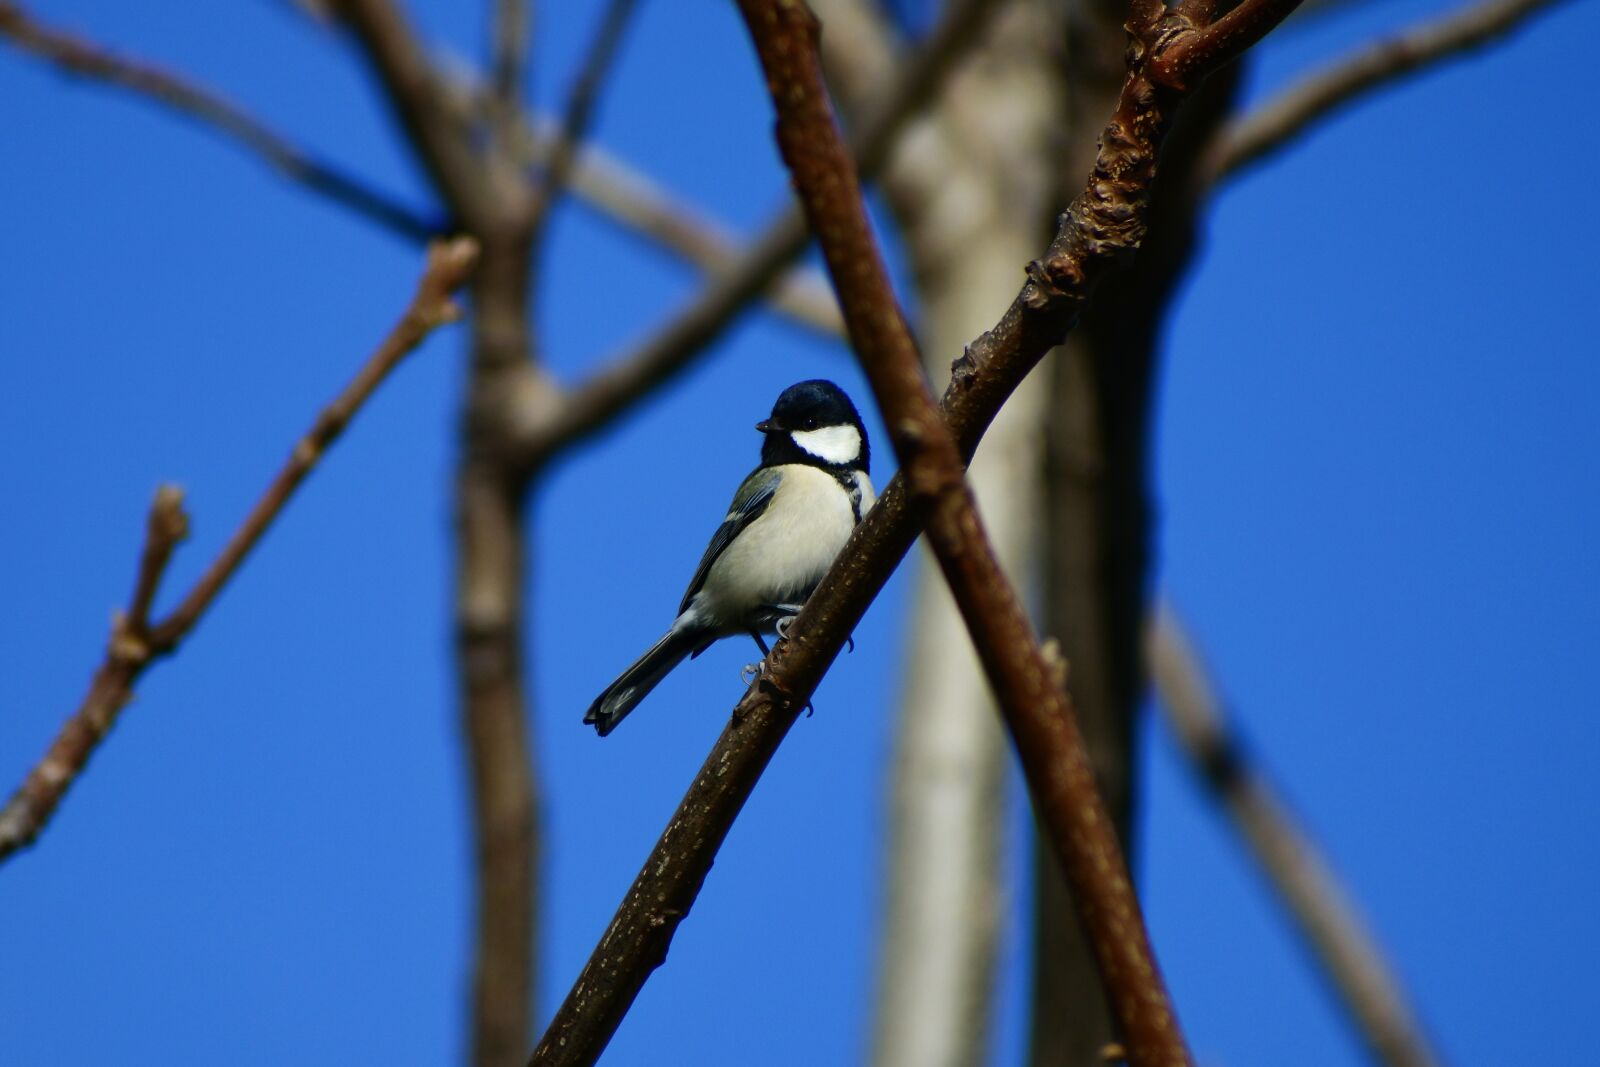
802, 417, 818, 430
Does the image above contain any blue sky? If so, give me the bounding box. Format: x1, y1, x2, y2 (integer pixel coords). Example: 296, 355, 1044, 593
1, 1, 1594, 1065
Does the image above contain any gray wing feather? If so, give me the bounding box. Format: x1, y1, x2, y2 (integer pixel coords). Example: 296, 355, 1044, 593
677, 467, 782, 615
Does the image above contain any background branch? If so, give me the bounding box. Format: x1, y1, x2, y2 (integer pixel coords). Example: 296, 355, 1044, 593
0, 237, 478, 862
1147, 602, 1444, 1067
1206, 0, 1571, 183
0, 1, 436, 243
527, 0, 639, 241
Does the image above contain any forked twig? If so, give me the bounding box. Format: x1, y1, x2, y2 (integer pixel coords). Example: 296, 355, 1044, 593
0, 238, 478, 862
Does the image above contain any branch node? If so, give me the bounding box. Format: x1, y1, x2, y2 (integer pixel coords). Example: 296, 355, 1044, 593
1024, 254, 1087, 308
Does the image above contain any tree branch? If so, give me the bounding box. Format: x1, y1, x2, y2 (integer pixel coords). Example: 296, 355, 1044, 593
526, 0, 1305, 1058
0, 238, 479, 863
527, 0, 640, 241
0, 1, 437, 243
734, 2, 1194, 1062
1147, 603, 1444, 1067
1207, 0, 1571, 183
510, 0, 1004, 470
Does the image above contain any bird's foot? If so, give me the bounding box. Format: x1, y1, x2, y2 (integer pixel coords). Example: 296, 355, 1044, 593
740, 662, 762, 685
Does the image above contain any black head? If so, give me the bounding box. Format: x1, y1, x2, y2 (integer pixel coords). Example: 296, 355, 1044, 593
755, 379, 869, 472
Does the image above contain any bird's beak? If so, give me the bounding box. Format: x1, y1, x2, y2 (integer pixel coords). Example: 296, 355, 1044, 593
755, 419, 776, 434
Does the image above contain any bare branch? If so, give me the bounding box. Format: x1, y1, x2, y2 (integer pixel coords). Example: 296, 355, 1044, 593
0, 1, 436, 243
0, 238, 479, 863
1147, 603, 1445, 1067
735, 2, 1195, 1062
1208, 0, 1571, 183
527, 0, 1306, 1057
512, 0, 1005, 469
528, 0, 640, 239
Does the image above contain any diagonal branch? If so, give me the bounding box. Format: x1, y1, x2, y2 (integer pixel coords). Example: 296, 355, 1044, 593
510, 0, 1004, 470
1207, 0, 1571, 183
0, 238, 479, 863
732, 2, 1190, 1062
527, 0, 640, 241
527, 0, 1306, 1059
0, 1, 437, 243
1147, 603, 1444, 1067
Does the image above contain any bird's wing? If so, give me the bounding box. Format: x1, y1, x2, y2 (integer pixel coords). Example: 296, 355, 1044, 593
677, 466, 782, 615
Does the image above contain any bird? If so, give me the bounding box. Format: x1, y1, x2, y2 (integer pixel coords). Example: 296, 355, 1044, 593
584, 379, 875, 736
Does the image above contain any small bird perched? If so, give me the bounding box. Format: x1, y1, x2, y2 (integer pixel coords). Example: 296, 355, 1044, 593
584, 379, 875, 736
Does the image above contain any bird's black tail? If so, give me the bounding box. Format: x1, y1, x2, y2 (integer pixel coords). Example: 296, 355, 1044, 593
584, 626, 701, 736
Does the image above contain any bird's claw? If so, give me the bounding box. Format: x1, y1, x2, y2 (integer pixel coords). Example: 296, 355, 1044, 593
844, 633, 855, 654
775, 615, 795, 640
740, 662, 761, 685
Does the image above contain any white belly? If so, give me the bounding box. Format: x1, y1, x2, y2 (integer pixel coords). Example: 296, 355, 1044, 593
694, 465, 865, 631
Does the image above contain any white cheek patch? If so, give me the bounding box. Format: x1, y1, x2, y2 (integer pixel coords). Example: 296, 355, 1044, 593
791, 424, 861, 465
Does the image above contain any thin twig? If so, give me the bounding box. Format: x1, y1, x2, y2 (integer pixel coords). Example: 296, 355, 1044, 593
1207, 0, 1570, 183
734, 1, 1193, 1062
0, 1, 436, 243
0, 238, 479, 863
528, 0, 640, 238
527, 0, 1306, 1056
511, 0, 1004, 469
1147, 604, 1445, 1067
